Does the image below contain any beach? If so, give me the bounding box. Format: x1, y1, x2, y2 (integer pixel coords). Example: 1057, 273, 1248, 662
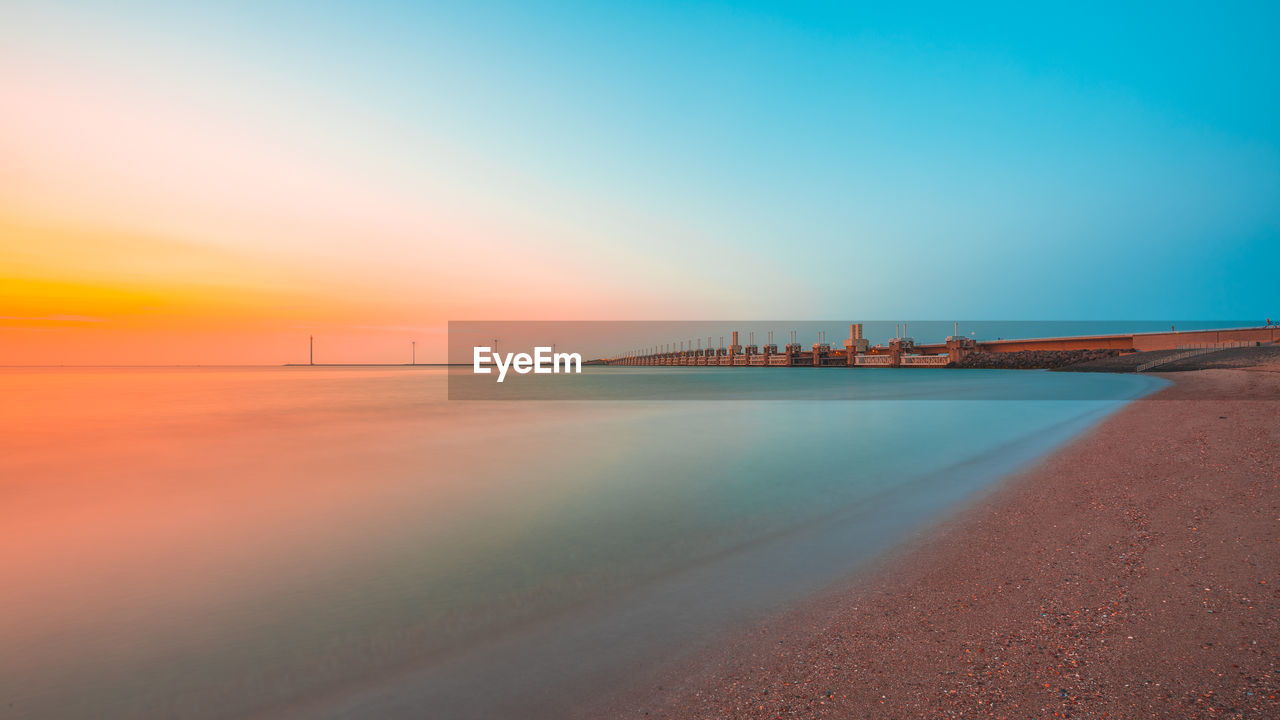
610, 361, 1280, 719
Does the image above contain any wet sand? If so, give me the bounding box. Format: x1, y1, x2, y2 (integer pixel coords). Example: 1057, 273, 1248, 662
607, 366, 1280, 719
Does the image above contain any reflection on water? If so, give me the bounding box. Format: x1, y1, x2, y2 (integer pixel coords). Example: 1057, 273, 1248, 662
0, 367, 1163, 718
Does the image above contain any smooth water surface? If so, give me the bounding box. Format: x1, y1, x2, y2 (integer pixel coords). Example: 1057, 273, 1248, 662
0, 367, 1164, 718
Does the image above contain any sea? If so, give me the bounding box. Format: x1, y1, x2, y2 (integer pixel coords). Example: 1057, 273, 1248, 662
0, 366, 1164, 719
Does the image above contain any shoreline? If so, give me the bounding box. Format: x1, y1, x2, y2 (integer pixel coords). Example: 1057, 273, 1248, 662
602, 365, 1280, 718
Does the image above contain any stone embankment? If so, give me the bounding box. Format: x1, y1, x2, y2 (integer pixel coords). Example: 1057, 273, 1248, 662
951, 349, 1122, 370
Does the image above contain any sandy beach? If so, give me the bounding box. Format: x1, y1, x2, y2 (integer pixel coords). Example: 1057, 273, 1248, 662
608, 361, 1280, 719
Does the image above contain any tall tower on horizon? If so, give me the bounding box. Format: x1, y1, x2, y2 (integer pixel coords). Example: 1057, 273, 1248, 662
309, 336, 313, 366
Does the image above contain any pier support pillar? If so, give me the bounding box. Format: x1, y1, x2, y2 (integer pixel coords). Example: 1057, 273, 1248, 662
946, 337, 976, 365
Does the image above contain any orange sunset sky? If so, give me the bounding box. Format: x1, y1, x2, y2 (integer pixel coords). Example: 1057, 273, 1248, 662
4, 3, 1277, 364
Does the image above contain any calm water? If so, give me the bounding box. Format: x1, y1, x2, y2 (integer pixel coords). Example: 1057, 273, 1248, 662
0, 367, 1163, 719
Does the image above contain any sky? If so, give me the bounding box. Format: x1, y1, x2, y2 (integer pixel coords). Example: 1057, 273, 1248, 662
2, 1, 1278, 364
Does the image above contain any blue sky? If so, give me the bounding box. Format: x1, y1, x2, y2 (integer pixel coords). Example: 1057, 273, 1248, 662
4, 1, 1278, 338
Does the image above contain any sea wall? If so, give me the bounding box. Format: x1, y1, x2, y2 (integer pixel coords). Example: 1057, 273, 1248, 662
952, 349, 1122, 370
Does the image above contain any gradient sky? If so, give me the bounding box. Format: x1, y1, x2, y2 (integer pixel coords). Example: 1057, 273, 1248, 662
3, 1, 1278, 363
